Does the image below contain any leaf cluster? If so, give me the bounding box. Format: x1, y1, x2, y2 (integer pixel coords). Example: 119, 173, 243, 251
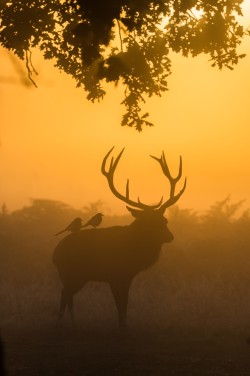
0, 0, 248, 130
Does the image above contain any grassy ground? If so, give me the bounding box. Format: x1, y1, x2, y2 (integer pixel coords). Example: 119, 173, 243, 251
3, 326, 250, 376
2, 277, 250, 376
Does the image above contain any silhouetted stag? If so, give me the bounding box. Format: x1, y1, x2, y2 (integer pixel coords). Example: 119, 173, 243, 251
53, 147, 186, 328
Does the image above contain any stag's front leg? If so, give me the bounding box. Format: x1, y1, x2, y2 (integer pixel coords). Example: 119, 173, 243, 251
109, 279, 132, 330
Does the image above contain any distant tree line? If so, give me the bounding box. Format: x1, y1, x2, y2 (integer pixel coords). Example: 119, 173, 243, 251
1, 197, 250, 331
0, 197, 249, 285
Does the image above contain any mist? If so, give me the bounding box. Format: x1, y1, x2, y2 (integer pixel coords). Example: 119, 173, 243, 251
1, 197, 250, 374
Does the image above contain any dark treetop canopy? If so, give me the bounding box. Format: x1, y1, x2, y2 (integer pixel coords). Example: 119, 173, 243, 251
0, 0, 249, 131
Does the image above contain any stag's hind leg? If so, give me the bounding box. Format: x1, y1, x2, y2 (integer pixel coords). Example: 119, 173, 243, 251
58, 287, 75, 324
58, 282, 87, 325
109, 279, 132, 329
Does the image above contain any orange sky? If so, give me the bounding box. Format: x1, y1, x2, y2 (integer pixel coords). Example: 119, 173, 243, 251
1, 3, 250, 215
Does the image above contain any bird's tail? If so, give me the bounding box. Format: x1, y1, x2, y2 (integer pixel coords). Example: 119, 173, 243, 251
54, 229, 66, 236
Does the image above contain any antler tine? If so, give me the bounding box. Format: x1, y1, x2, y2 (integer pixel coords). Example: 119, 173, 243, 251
111, 148, 125, 172
150, 152, 187, 212
150, 154, 171, 181
102, 147, 163, 210
175, 155, 183, 181
161, 152, 183, 183
110, 156, 114, 170
101, 146, 115, 175
150, 154, 161, 163
161, 152, 172, 180
169, 177, 187, 204
126, 179, 129, 199
157, 177, 187, 213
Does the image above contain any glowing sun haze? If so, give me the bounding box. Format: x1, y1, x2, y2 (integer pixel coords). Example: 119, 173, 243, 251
1, 2, 250, 215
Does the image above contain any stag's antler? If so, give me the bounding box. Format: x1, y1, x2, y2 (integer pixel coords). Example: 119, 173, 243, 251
101, 147, 163, 210
150, 152, 187, 213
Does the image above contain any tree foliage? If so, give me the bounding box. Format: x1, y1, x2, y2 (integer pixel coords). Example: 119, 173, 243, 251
0, 0, 248, 130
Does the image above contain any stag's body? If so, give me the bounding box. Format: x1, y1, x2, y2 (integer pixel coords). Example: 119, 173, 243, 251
54, 226, 162, 283
53, 147, 186, 328
53, 217, 173, 327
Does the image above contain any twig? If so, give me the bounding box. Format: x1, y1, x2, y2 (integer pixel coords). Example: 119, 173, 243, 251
117, 19, 123, 52
25, 50, 38, 88
29, 50, 38, 75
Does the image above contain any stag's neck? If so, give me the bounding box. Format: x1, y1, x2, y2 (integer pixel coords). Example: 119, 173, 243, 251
130, 221, 162, 246
128, 220, 163, 270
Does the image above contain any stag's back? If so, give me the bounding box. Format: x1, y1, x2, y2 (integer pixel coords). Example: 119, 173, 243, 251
53, 225, 162, 283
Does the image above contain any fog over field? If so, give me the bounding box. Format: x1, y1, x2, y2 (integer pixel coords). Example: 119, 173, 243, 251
1, 198, 250, 375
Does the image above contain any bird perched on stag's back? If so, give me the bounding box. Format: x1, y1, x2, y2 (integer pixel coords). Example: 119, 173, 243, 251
55, 217, 82, 236
82, 213, 103, 228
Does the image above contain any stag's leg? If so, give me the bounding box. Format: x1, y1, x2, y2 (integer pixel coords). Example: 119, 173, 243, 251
58, 287, 69, 320
67, 291, 75, 324
58, 287, 75, 324
58, 282, 87, 325
109, 279, 132, 329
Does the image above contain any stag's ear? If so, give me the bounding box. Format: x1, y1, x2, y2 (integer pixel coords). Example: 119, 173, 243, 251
126, 206, 144, 218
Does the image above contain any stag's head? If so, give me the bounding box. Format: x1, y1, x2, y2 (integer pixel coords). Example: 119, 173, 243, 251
101, 147, 186, 244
